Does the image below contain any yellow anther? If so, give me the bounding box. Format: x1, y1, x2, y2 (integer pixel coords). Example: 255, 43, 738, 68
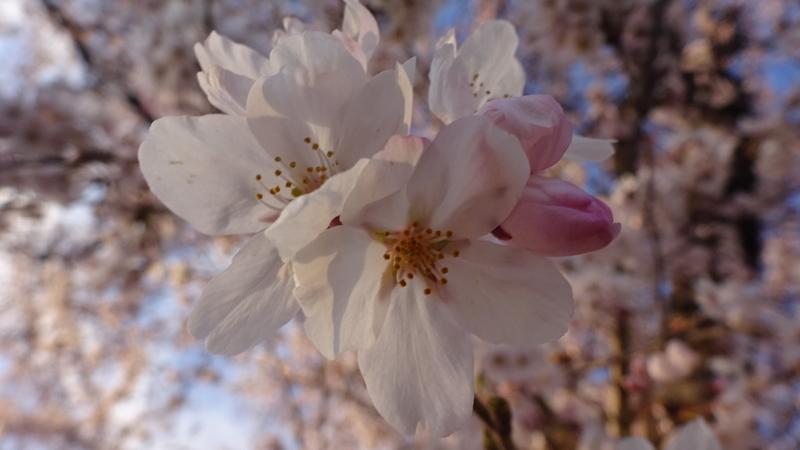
273, 186, 281, 193
399, 279, 407, 287
302, 178, 309, 184
411, 221, 419, 228
255, 193, 263, 199
452, 250, 460, 257
285, 181, 292, 187
274, 157, 282, 162
440, 278, 448, 285
311, 143, 319, 150
473, 74, 479, 80
424, 229, 432, 234
423, 288, 432, 295
255, 174, 262, 180
384, 231, 390, 237
274, 170, 282, 176
441, 267, 449, 274
327, 151, 334, 157
289, 162, 297, 168
306, 167, 313, 173
406, 273, 414, 279
485, 90, 491, 95
434, 231, 442, 237
445, 230, 453, 238
383, 254, 390, 260
304, 137, 311, 143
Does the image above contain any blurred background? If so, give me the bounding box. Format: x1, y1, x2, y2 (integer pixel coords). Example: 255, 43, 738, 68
1, 0, 800, 448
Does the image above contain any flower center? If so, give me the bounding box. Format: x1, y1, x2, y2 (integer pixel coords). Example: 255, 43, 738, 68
376, 222, 461, 295
253, 137, 340, 210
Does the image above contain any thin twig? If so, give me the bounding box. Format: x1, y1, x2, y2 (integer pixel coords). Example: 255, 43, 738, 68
473, 395, 517, 450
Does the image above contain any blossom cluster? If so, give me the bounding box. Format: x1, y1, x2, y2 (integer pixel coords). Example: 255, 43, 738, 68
138, 0, 620, 437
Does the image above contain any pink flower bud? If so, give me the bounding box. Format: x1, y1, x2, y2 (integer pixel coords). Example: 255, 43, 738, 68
476, 95, 573, 173
494, 176, 620, 256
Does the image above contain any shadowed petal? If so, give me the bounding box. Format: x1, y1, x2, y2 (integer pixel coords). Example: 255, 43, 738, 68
357, 283, 474, 436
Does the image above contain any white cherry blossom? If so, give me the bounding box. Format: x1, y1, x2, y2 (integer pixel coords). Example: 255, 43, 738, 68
428, 20, 525, 125
194, 0, 380, 115
140, 31, 413, 355
290, 116, 574, 436
429, 20, 615, 163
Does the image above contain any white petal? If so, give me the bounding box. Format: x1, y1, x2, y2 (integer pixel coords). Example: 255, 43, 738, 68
247, 111, 332, 174
194, 31, 271, 80
456, 20, 524, 106
293, 227, 391, 359
187, 233, 298, 355
358, 285, 474, 437
264, 159, 370, 261
335, 67, 408, 168
428, 37, 473, 124
340, 135, 425, 230
138, 115, 283, 236
404, 115, 528, 238
268, 31, 366, 105
342, 0, 379, 60
664, 419, 722, 450
442, 240, 573, 345
197, 65, 253, 115
617, 437, 656, 450
396, 58, 416, 136
563, 136, 616, 162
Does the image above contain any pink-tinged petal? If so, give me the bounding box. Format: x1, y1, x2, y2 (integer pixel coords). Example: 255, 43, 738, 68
187, 233, 298, 355
618, 437, 656, 450
402, 115, 528, 239
664, 419, 722, 450
342, 0, 380, 61
138, 115, 283, 236
335, 67, 408, 168
497, 176, 620, 257
332, 29, 368, 72
197, 65, 253, 116
341, 135, 425, 231
194, 31, 271, 80
264, 159, 370, 261
357, 283, 474, 436
477, 95, 573, 173
428, 31, 474, 124
563, 136, 616, 162
293, 227, 391, 359
248, 32, 366, 124
442, 239, 573, 345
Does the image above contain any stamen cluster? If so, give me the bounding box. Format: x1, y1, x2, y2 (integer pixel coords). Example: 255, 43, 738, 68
254, 137, 340, 209
379, 221, 460, 295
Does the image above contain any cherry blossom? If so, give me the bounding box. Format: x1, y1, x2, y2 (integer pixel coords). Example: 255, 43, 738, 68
194, 0, 379, 115
139, 31, 413, 355
428, 20, 525, 125
290, 116, 574, 436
